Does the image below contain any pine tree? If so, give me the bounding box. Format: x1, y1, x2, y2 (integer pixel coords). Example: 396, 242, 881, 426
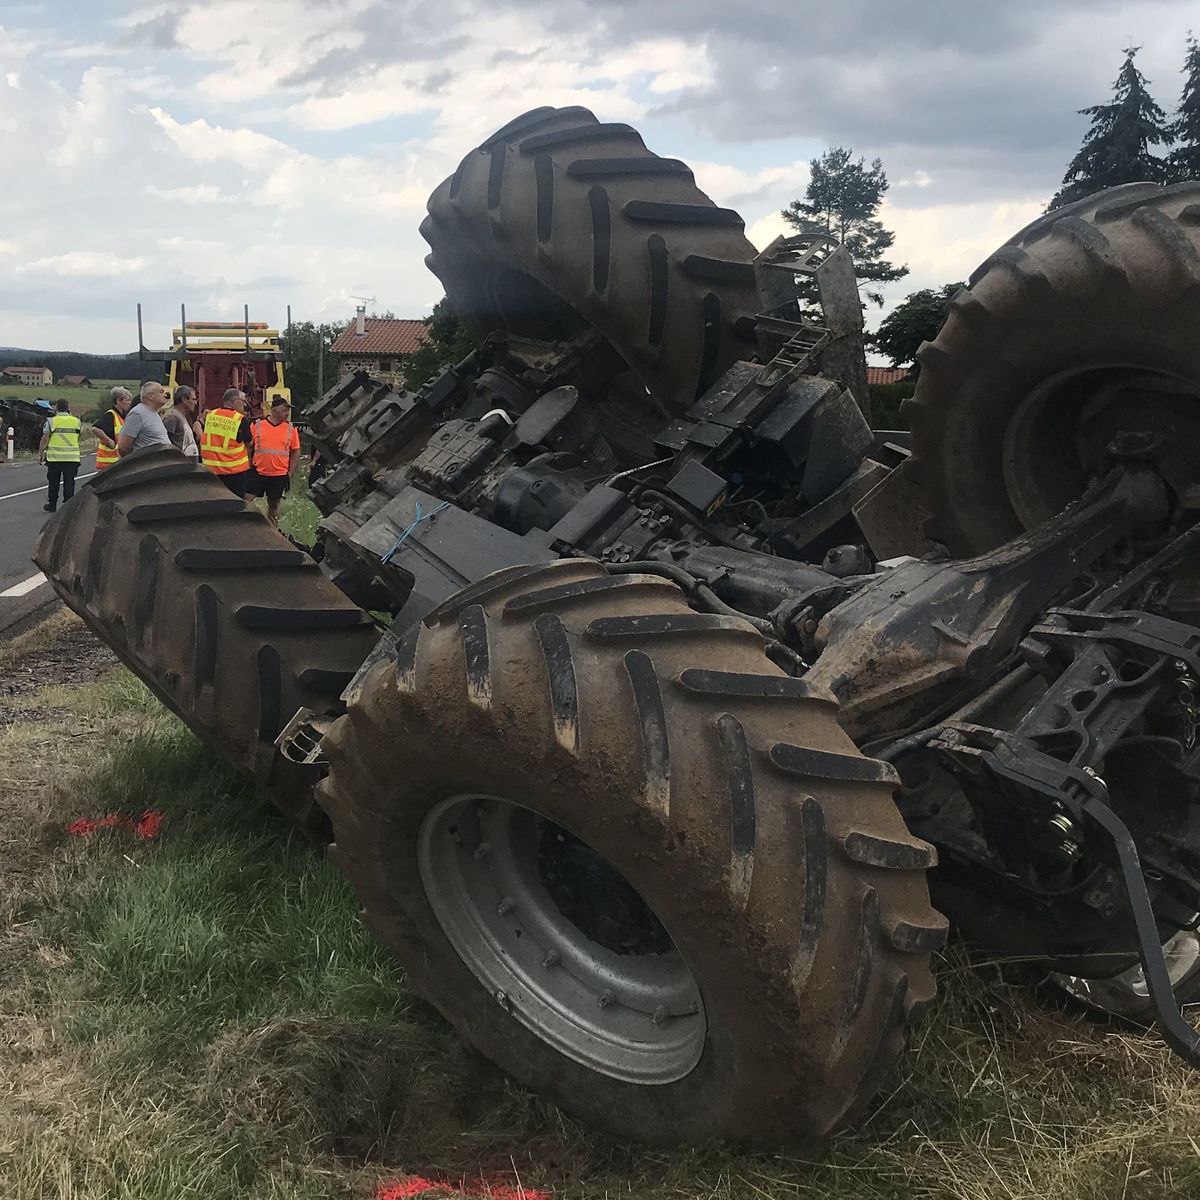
781, 148, 908, 306
1170, 34, 1200, 181
1050, 45, 1173, 209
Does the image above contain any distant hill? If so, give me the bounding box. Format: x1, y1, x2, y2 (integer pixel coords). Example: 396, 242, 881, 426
0, 349, 156, 384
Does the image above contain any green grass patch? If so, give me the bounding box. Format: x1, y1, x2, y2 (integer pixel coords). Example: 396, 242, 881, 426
244, 461, 320, 544
6, 620, 1200, 1197
280, 463, 320, 544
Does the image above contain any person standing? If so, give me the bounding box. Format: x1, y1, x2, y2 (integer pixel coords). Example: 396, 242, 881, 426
247, 397, 301, 526
91, 386, 133, 471
199, 387, 252, 496
162, 385, 200, 460
38, 399, 82, 513
117, 381, 172, 456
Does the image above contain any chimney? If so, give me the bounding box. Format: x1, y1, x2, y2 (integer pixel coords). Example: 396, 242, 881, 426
355, 305, 366, 336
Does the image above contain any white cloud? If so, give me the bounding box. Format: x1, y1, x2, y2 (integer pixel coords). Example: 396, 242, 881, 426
1, 0, 1191, 355
17, 251, 150, 277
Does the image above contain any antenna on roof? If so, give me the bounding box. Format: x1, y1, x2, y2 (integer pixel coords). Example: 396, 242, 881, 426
351, 294, 375, 337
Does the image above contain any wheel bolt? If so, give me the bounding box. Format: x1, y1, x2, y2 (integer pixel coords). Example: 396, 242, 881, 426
598, 989, 615, 1009
497, 896, 516, 916
652, 1005, 670, 1026
541, 949, 560, 968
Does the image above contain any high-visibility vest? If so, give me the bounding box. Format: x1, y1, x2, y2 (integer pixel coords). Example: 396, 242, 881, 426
199, 407, 250, 474
46, 413, 81, 463
251, 419, 295, 477
95, 409, 123, 469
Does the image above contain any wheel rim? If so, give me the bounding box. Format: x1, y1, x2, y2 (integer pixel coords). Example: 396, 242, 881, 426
418, 794, 707, 1084
1001, 366, 1200, 529
1052, 927, 1200, 1017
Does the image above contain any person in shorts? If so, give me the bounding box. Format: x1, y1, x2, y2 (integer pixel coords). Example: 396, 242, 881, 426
246, 397, 300, 526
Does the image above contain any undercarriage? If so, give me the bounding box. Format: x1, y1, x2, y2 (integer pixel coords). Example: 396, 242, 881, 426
35, 107, 1200, 1143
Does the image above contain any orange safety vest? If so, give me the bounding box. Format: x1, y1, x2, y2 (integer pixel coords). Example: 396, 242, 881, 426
200, 407, 250, 474
95, 409, 123, 470
251, 418, 295, 477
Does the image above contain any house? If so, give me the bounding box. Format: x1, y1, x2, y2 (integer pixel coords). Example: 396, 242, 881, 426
2, 366, 53, 386
329, 307, 430, 389
61, 375, 93, 387
866, 366, 913, 386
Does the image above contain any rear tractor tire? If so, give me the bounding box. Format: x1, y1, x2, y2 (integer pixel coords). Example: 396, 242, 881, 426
318, 559, 945, 1143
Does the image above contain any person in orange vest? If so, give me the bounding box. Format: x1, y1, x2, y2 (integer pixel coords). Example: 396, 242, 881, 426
91, 386, 132, 471
247, 397, 301, 526
199, 387, 252, 496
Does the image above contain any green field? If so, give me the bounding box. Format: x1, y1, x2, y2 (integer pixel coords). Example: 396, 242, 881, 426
0, 379, 139, 416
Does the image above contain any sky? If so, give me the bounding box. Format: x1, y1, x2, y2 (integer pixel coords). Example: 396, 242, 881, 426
0, 0, 1196, 355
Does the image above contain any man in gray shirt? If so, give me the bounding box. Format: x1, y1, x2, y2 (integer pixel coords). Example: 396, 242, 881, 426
118, 381, 172, 456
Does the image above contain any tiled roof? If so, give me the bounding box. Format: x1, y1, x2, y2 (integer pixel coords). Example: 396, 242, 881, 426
62, 375, 90, 384
2, 366, 48, 375
329, 318, 430, 357
866, 366, 912, 386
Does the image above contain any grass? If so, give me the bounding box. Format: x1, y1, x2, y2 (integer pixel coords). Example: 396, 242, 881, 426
245, 460, 321, 544
3, 613, 1200, 1198
0, 379, 139, 413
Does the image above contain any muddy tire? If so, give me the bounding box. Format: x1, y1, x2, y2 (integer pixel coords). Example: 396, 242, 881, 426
421, 105, 762, 413
902, 182, 1200, 555
317, 559, 944, 1144
33, 448, 379, 835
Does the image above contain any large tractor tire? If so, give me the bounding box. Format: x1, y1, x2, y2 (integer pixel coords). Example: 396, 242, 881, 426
422, 105, 763, 413
903, 181, 1200, 556
317, 559, 945, 1144
34, 448, 379, 835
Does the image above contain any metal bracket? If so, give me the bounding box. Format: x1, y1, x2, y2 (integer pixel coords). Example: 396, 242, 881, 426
1081, 792, 1200, 1066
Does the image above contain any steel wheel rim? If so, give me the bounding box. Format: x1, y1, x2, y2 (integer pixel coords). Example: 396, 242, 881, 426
1053, 928, 1200, 1016
1001, 366, 1200, 529
418, 793, 706, 1084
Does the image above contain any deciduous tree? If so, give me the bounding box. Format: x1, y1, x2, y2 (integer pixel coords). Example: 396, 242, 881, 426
872, 282, 965, 370
400, 299, 477, 390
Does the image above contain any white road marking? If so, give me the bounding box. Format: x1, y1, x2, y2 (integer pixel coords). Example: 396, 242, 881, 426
0, 470, 97, 502
0, 572, 47, 598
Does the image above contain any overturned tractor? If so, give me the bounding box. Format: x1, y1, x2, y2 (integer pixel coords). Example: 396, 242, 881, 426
36, 106, 1200, 1143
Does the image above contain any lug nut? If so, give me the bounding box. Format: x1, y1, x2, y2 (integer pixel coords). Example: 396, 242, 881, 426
598, 989, 615, 1009
652, 1005, 670, 1026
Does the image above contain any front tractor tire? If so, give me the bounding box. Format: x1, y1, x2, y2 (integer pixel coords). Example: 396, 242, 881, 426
318, 560, 945, 1143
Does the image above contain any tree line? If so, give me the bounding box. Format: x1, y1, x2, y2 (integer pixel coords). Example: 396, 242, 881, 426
0, 349, 157, 385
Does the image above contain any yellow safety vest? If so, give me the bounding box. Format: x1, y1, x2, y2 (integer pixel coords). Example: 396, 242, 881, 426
46, 413, 81, 463
200, 408, 250, 474
95, 409, 124, 469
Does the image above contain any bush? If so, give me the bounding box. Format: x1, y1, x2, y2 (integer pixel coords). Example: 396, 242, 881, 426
869, 381, 916, 430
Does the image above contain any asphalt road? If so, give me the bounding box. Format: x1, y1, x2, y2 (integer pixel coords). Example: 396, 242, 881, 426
0, 454, 96, 636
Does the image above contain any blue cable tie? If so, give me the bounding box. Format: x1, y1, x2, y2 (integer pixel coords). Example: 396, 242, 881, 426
380, 500, 451, 565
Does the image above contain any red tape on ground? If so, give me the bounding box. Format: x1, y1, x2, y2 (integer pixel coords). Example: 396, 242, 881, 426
376, 1176, 550, 1199
67, 811, 164, 839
